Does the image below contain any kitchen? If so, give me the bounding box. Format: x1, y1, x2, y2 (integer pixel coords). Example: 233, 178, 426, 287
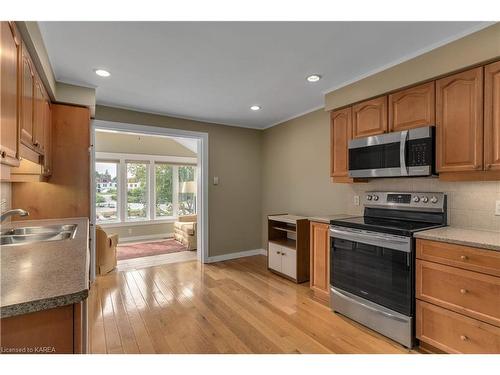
0, 8, 499, 372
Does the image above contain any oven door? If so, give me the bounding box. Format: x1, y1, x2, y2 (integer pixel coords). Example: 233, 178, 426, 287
348, 130, 408, 178
330, 226, 414, 316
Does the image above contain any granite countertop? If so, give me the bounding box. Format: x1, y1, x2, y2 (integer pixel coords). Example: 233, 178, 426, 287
0, 217, 90, 318
415, 226, 500, 252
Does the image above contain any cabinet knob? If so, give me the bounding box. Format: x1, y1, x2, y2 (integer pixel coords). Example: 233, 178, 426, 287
277, 251, 281, 255
282, 252, 286, 256
0, 151, 6, 158
34, 141, 39, 147
486, 164, 492, 170
460, 335, 468, 341
460, 288, 468, 294
460, 255, 468, 261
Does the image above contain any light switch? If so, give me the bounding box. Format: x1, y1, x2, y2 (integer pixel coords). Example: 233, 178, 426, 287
495, 200, 500, 216
213, 176, 219, 185
354, 195, 360, 206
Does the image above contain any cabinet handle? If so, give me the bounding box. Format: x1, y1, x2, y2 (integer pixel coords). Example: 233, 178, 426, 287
34, 141, 39, 147
460, 255, 468, 261
460, 288, 468, 294
0, 151, 6, 158
460, 335, 468, 341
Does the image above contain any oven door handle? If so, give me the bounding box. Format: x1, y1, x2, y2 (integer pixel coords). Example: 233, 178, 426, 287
331, 288, 409, 323
400, 130, 409, 176
330, 227, 411, 252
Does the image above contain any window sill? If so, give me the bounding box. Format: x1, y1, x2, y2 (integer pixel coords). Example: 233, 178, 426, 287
98, 218, 177, 228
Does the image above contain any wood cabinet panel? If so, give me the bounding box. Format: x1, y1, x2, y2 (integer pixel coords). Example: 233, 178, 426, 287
417, 300, 500, 354
416, 259, 500, 327
268, 242, 282, 272
416, 239, 500, 277
330, 108, 352, 178
352, 96, 387, 138
0, 22, 21, 167
33, 75, 45, 153
42, 99, 52, 177
309, 221, 330, 301
20, 43, 34, 149
281, 247, 297, 280
436, 67, 483, 172
0, 305, 74, 354
389, 81, 435, 131
484, 60, 500, 171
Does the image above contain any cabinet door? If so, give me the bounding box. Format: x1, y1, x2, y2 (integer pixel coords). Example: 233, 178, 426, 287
330, 107, 352, 177
484, 61, 500, 171
281, 247, 297, 280
42, 100, 52, 177
352, 96, 387, 138
0, 22, 21, 167
20, 43, 34, 148
436, 67, 483, 172
389, 81, 435, 132
268, 242, 282, 272
310, 222, 330, 298
33, 76, 45, 153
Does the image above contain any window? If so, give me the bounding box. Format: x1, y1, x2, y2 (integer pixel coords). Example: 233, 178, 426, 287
95, 153, 196, 225
95, 161, 119, 223
178, 166, 196, 215
126, 162, 148, 220
155, 164, 173, 217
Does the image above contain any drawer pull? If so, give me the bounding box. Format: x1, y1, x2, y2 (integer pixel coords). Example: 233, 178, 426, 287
460, 335, 468, 341
460, 288, 468, 294
460, 255, 468, 261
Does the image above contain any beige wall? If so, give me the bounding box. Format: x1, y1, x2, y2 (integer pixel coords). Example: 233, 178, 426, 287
262, 108, 500, 247
105, 222, 174, 242
325, 22, 500, 111
95, 131, 196, 157
95, 105, 263, 257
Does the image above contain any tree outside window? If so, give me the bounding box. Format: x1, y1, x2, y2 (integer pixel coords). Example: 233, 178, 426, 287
155, 164, 173, 217
178, 166, 196, 215
126, 162, 148, 219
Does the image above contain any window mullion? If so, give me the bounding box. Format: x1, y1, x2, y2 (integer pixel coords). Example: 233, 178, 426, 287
173, 166, 179, 217
149, 161, 155, 220
120, 159, 127, 222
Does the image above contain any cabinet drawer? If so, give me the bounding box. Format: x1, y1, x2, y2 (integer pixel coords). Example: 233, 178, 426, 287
417, 239, 500, 277
416, 260, 500, 326
417, 300, 500, 354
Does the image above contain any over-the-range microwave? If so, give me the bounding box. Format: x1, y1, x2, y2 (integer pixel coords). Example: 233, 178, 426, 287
348, 126, 435, 178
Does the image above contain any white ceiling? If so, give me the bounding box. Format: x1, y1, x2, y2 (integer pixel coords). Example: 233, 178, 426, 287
38, 21, 492, 129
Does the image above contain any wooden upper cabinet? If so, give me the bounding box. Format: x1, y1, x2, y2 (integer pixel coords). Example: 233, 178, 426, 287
33, 75, 45, 154
352, 96, 388, 138
20, 43, 35, 149
42, 99, 52, 177
484, 60, 500, 171
389, 81, 435, 132
310, 221, 330, 301
436, 67, 483, 173
0, 22, 21, 167
330, 107, 352, 178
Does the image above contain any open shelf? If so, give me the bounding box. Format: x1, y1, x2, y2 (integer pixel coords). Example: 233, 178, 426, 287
272, 226, 296, 234
269, 238, 296, 250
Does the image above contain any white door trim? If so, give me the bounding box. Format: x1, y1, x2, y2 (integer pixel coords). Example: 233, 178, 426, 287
91, 119, 209, 264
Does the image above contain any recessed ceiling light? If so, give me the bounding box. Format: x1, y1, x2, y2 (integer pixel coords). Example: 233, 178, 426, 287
306, 74, 321, 82
250, 105, 261, 111
95, 69, 111, 77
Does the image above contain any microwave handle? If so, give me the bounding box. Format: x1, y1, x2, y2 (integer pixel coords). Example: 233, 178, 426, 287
399, 130, 409, 176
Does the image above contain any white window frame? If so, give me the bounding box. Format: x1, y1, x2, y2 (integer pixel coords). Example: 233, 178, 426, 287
95, 151, 197, 227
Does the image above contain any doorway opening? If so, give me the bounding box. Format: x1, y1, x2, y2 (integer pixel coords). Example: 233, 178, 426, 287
90, 120, 208, 279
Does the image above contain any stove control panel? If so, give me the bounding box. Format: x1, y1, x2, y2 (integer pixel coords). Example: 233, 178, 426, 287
364, 191, 446, 212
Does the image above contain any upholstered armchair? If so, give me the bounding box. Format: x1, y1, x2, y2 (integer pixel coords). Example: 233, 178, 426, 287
95, 225, 118, 275
174, 215, 197, 250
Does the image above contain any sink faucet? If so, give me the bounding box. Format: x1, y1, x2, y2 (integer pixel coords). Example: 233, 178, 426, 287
1, 209, 29, 223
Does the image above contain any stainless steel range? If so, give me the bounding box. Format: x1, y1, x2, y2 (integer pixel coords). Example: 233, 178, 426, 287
329, 191, 447, 348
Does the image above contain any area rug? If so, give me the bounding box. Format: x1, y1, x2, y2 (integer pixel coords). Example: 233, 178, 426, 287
117, 239, 189, 261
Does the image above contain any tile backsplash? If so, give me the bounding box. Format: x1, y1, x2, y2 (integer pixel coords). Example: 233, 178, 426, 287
0, 182, 11, 214
347, 178, 500, 232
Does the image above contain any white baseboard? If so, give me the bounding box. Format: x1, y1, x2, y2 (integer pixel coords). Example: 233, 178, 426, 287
119, 233, 174, 244
206, 248, 267, 263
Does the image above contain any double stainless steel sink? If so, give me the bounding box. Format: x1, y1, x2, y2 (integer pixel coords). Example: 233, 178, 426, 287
0, 224, 77, 246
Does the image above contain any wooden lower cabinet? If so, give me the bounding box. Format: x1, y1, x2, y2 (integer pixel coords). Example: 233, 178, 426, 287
417, 300, 500, 354
0, 303, 84, 354
309, 221, 330, 301
416, 239, 500, 353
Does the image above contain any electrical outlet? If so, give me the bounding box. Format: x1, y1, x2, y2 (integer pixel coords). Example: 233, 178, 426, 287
353, 195, 360, 206
213, 176, 219, 185
495, 200, 500, 216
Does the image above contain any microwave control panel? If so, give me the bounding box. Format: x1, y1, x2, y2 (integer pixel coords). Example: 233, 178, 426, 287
407, 138, 433, 167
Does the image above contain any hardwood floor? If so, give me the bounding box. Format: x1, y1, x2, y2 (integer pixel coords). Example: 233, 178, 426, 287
88, 255, 412, 354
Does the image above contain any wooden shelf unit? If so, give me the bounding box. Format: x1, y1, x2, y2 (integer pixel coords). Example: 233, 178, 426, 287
267, 215, 310, 283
